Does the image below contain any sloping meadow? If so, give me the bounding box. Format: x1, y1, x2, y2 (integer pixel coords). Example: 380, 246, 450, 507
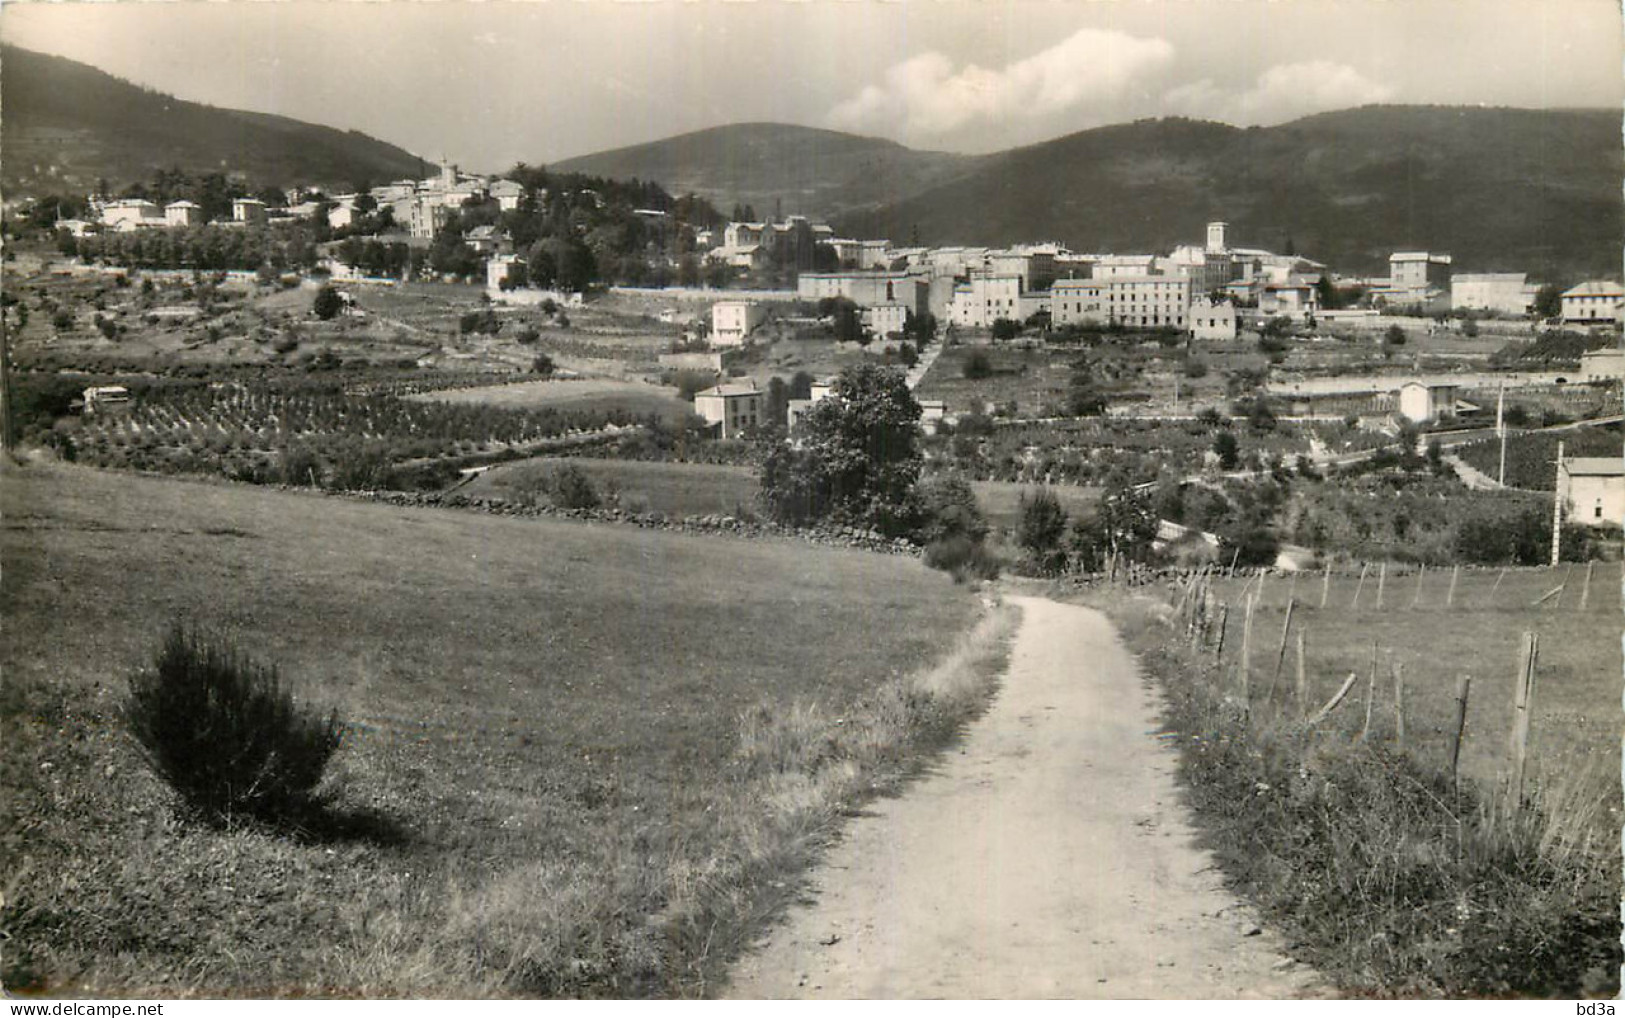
2, 461, 1003, 997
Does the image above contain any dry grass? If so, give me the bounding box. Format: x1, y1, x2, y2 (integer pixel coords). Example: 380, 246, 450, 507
409, 378, 699, 426
2, 460, 994, 997
1075, 580, 1620, 998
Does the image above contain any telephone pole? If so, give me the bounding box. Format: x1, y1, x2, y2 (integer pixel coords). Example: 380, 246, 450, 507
1496, 381, 1507, 487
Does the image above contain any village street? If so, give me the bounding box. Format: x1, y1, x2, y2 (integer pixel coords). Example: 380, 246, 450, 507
723, 595, 1323, 999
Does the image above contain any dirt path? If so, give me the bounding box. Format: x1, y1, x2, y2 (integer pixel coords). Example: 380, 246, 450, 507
723, 595, 1322, 999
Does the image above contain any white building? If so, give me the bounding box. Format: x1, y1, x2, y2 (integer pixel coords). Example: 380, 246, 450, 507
1559, 456, 1625, 528
1188, 298, 1238, 340
947, 275, 1023, 328
232, 198, 268, 225
163, 200, 203, 228
710, 301, 768, 346
693, 383, 765, 439
1397, 381, 1458, 423
829, 238, 892, 270
489, 180, 525, 212
1561, 281, 1624, 324
1093, 255, 1158, 280
1051, 279, 1107, 327
1578, 348, 1625, 382
863, 303, 911, 340
100, 199, 163, 231
1451, 273, 1537, 316
1103, 276, 1193, 329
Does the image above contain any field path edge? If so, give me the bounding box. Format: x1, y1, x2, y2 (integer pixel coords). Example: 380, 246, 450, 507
721, 594, 1323, 999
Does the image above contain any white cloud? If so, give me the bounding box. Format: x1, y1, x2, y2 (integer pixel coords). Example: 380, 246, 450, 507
1166, 61, 1396, 126
827, 29, 1174, 142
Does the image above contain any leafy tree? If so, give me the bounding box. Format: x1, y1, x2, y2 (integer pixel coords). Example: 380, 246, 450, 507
915, 474, 989, 545
312, 285, 344, 322
829, 299, 865, 344
531, 353, 556, 376
758, 364, 922, 534
1384, 324, 1408, 348
990, 317, 1020, 341
1016, 487, 1069, 573
1092, 485, 1158, 564
1532, 283, 1564, 320
1314, 272, 1338, 312
1213, 431, 1241, 469
962, 350, 994, 380
1067, 358, 1107, 417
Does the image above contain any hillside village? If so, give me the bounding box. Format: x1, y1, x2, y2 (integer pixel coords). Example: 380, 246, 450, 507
2, 32, 1622, 1005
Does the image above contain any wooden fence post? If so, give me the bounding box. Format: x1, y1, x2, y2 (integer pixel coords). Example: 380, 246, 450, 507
1376, 562, 1387, 610
1320, 561, 1331, 609
1287, 571, 1298, 606
1447, 564, 1460, 608
1257, 568, 1267, 608
1352, 562, 1369, 608
1580, 561, 1593, 610
1213, 604, 1229, 660
1227, 547, 1240, 577
1295, 627, 1307, 718
1392, 660, 1406, 752
1308, 671, 1360, 725
1490, 567, 1506, 600
1554, 564, 1572, 609
1411, 564, 1426, 608
1360, 640, 1378, 741
1449, 675, 1471, 793
1507, 632, 1538, 808
1239, 595, 1254, 712
1268, 598, 1296, 698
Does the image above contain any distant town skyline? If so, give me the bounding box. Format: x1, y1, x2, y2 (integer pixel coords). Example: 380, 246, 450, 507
3, 0, 1621, 173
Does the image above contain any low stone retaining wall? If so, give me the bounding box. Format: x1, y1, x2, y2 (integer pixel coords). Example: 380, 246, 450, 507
349, 488, 921, 556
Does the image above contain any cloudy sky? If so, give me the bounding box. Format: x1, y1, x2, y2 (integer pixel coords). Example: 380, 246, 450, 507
3, 1, 1620, 172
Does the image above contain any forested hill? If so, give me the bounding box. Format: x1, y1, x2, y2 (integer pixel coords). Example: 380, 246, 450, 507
557, 107, 1621, 280
833, 107, 1623, 280
2, 45, 427, 196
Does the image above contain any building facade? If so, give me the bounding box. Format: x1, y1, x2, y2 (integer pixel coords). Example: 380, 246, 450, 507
1559, 457, 1625, 528
1561, 281, 1624, 324
710, 301, 768, 346
693, 383, 765, 439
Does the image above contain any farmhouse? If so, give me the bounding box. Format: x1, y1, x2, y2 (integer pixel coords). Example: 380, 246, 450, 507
710, 301, 767, 346
81, 385, 131, 414
163, 200, 203, 228
1559, 456, 1625, 528
693, 382, 764, 439
863, 303, 911, 340
100, 199, 163, 231
231, 198, 268, 225
1561, 281, 1624, 324
1397, 381, 1458, 423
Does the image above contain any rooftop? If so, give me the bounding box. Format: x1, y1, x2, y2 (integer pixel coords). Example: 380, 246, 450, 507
1564, 457, 1624, 477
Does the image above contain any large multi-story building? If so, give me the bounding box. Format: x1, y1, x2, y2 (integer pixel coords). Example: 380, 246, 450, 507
1451, 273, 1537, 316
947, 274, 1023, 328
1382, 252, 1452, 308
797, 272, 928, 315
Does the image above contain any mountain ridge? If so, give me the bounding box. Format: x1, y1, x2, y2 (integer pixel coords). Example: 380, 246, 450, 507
2, 44, 429, 195
556, 107, 1622, 278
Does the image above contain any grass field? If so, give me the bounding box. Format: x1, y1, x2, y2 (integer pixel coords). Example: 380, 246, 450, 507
1199, 564, 1620, 808
1, 461, 985, 996
466, 456, 1101, 533
410, 378, 701, 427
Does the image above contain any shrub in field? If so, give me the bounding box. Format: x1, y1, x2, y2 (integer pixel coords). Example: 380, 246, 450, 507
1016, 487, 1069, 575
923, 535, 1002, 583
962, 350, 993, 380
124, 624, 343, 828
914, 474, 989, 546
548, 463, 601, 509
312, 285, 344, 321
